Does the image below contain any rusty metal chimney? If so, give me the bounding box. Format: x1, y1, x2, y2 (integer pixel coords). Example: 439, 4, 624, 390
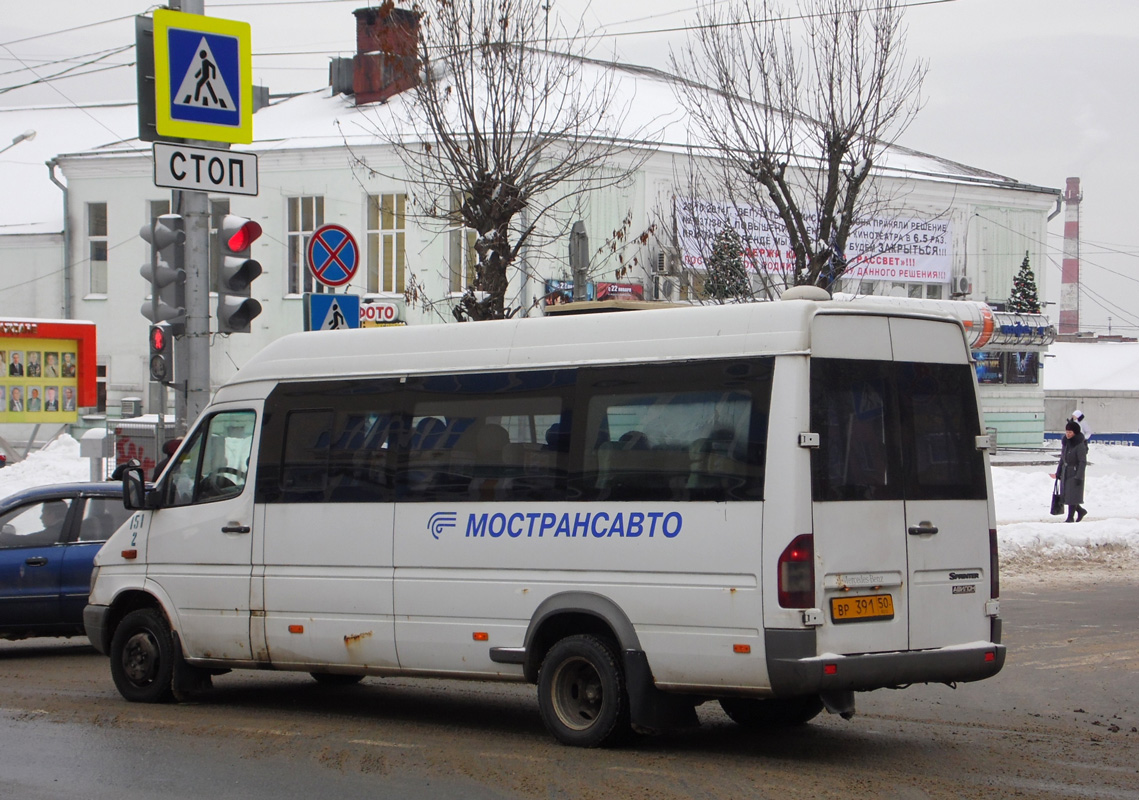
352, 4, 420, 106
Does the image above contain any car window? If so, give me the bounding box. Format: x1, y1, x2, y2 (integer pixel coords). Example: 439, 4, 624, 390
0, 499, 72, 548
75, 497, 130, 543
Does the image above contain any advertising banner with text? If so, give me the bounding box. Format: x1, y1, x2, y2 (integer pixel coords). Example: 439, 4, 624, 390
675, 197, 952, 284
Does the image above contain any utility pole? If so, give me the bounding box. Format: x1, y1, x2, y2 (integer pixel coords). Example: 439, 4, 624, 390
172, 0, 211, 430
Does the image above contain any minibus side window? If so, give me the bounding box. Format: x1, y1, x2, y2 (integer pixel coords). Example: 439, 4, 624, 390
257, 379, 403, 503
164, 410, 256, 507
578, 359, 771, 502
400, 369, 575, 502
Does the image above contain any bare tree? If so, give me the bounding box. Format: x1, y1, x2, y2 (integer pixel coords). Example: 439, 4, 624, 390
362, 0, 649, 321
672, 0, 926, 290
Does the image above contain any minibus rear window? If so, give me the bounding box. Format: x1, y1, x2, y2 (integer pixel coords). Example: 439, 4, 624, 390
811, 359, 986, 502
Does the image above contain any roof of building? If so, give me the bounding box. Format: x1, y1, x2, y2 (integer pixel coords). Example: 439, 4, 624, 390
2, 52, 1056, 236
1046, 341, 1139, 392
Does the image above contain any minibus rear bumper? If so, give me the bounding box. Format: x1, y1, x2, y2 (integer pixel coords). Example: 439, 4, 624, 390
765, 629, 1006, 695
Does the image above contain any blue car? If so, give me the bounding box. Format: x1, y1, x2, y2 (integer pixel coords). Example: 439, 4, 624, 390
0, 482, 130, 641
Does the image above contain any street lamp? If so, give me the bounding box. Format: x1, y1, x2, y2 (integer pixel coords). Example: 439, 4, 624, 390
0, 129, 36, 155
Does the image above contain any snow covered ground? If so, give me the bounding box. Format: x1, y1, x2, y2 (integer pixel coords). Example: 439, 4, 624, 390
1, 435, 1136, 581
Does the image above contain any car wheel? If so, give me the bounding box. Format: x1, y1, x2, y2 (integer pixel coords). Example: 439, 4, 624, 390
309, 672, 365, 686
718, 695, 824, 727
110, 608, 176, 703
538, 634, 630, 747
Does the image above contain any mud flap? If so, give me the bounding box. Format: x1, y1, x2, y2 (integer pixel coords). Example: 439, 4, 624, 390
171, 631, 213, 701
821, 689, 856, 720
622, 650, 700, 733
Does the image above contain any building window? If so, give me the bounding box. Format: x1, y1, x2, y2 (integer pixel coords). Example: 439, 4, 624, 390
87, 203, 108, 295
367, 193, 406, 294
449, 193, 477, 293
209, 199, 231, 293
288, 196, 325, 294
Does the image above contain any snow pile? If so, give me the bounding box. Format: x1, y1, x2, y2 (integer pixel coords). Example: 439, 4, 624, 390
1, 435, 1137, 577
0, 435, 91, 494
993, 445, 1139, 573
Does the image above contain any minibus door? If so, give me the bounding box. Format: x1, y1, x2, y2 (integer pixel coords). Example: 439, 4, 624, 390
890, 319, 993, 650
147, 408, 258, 662
809, 351, 910, 657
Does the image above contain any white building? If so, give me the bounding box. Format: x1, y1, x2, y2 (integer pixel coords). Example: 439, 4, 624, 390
0, 6, 1059, 445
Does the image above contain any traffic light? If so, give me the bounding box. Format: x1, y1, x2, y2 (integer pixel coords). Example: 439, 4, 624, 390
148, 322, 175, 384
217, 214, 263, 333
140, 214, 186, 335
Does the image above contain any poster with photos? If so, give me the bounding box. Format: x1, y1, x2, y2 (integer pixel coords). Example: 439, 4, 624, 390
0, 338, 80, 423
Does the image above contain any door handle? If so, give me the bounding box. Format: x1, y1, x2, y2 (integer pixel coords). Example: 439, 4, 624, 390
908, 521, 939, 536
221, 524, 251, 534
25, 557, 49, 567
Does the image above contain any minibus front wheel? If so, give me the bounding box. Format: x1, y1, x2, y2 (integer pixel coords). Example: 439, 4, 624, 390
110, 608, 176, 703
538, 634, 631, 747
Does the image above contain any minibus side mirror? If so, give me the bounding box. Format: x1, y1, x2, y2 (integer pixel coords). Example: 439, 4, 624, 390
122, 465, 150, 510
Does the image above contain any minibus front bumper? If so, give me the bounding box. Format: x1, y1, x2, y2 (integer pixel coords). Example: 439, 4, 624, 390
765, 629, 1006, 695
83, 603, 111, 655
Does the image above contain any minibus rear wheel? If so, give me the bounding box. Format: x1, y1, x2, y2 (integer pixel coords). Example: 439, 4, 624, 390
719, 695, 824, 728
110, 608, 176, 703
538, 634, 631, 747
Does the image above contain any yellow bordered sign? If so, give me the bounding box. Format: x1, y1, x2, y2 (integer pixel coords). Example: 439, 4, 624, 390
153, 9, 253, 144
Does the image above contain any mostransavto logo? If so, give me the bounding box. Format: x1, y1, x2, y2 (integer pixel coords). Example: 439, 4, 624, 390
428, 510, 684, 540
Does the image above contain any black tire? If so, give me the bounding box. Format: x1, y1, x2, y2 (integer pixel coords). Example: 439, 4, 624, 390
110, 608, 176, 703
309, 672, 365, 686
538, 634, 630, 748
719, 695, 825, 728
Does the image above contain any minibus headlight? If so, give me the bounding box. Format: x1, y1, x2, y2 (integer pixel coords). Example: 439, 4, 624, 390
89, 566, 100, 595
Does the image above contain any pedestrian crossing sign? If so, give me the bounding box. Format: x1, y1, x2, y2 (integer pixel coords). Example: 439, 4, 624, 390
304, 293, 361, 332
153, 9, 253, 144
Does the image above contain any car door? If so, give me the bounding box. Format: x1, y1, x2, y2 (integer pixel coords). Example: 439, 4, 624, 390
0, 497, 74, 635
58, 495, 132, 628
146, 406, 259, 661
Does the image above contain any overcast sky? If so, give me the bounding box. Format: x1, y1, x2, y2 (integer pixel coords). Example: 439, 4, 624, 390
2, 0, 1137, 334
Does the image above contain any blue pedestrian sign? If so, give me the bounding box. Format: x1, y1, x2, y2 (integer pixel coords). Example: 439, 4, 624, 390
153, 10, 253, 144
307, 224, 360, 287
304, 294, 361, 331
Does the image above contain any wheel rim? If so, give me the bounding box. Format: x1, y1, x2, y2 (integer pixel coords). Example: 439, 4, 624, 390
122, 630, 161, 687
551, 655, 605, 731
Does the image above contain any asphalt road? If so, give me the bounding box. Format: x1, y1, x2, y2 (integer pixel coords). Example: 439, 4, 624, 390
1, 576, 1136, 800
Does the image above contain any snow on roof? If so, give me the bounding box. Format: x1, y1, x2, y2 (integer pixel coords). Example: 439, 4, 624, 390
1, 53, 1051, 235
1045, 341, 1139, 392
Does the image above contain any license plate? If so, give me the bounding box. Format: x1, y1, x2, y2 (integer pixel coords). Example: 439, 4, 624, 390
830, 593, 895, 624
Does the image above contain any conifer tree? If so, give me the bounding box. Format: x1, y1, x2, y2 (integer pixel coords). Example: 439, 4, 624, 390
1008, 251, 1041, 313
704, 225, 751, 302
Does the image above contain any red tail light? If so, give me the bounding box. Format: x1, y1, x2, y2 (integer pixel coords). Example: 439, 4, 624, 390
778, 534, 815, 608
989, 528, 1000, 598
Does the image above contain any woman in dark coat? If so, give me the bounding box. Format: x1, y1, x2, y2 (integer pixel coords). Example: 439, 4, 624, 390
1051, 420, 1088, 522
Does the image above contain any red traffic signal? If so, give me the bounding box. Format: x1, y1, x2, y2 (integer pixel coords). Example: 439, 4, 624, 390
224, 217, 263, 252
149, 324, 168, 353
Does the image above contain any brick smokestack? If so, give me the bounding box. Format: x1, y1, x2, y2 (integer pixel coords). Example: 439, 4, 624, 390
1059, 177, 1082, 335
353, 4, 420, 106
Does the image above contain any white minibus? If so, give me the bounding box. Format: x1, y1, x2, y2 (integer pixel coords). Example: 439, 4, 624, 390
86, 290, 1004, 747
